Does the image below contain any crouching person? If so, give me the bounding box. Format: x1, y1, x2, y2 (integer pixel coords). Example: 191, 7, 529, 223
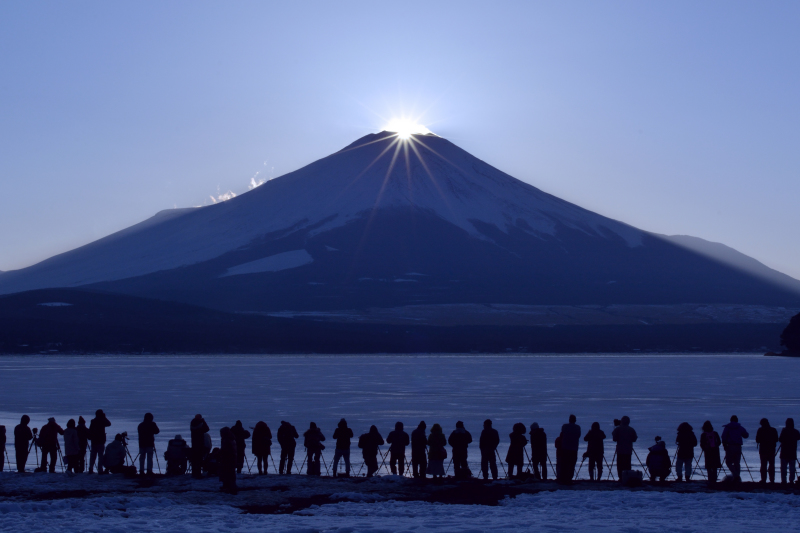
103, 434, 137, 476
164, 435, 189, 475
646, 436, 671, 482
219, 427, 238, 494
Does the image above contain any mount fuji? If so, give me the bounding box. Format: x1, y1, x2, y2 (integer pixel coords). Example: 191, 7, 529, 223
1, 131, 799, 351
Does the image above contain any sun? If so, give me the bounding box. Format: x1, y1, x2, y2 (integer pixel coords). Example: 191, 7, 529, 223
384, 118, 432, 140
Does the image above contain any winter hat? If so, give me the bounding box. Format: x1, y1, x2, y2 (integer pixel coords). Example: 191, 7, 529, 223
531, 422, 539, 429
78, 416, 86, 425
418, 421, 426, 429
175, 434, 182, 440
339, 418, 347, 427
48, 417, 55, 422
702, 421, 713, 432
655, 436, 661, 442
456, 421, 464, 428
484, 419, 492, 428
730, 415, 738, 422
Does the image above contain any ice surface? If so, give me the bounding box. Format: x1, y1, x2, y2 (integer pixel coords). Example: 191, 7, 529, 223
220, 249, 314, 277
1, 354, 798, 480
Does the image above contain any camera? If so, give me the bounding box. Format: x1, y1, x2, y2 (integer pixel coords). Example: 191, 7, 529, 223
613, 419, 621, 427
121, 431, 129, 445
32, 427, 38, 435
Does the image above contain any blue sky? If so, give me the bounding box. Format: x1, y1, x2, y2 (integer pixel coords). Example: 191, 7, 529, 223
1, 1, 798, 278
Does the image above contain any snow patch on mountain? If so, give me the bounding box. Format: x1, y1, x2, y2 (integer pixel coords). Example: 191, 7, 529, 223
220, 250, 313, 277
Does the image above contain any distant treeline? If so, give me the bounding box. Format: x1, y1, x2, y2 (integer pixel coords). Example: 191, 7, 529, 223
0, 288, 786, 354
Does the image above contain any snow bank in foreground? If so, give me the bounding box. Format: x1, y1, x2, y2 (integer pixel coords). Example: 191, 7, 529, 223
2, 489, 799, 532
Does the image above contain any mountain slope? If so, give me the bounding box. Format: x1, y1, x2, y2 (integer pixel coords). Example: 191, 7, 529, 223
1, 131, 799, 315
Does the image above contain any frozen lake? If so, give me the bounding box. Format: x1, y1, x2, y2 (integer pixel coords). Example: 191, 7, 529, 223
2, 354, 798, 479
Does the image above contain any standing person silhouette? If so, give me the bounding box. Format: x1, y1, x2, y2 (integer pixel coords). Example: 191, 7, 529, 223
137, 413, 160, 477
386, 422, 410, 476
230, 421, 251, 474
332, 419, 353, 477
277, 421, 299, 475
583, 422, 606, 481
427, 424, 447, 479
675, 422, 697, 482
559, 415, 581, 483
38, 417, 64, 473
411, 421, 428, 478
14, 415, 33, 473
529, 423, 548, 480
251, 421, 272, 475
480, 419, 501, 480
76, 417, 89, 473
612, 416, 637, 478
755, 418, 778, 484
190, 414, 210, 479
89, 409, 111, 474
505, 423, 528, 479
303, 422, 325, 476
721, 415, 749, 481
778, 418, 800, 484
448, 421, 473, 478
358, 425, 384, 477
700, 420, 722, 484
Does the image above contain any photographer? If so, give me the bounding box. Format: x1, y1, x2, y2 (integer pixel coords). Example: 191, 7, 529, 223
103, 433, 136, 476
14, 415, 34, 472
137, 413, 160, 476
89, 409, 111, 474
37, 417, 64, 473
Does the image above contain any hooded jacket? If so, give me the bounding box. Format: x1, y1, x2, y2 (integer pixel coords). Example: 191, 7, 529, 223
411, 424, 428, 459
505, 426, 528, 464
583, 427, 606, 458
721, 422, 749, 447
756, 424, 779, 456
529, 426, 547, 461
675, 423, 697, 460
138, 415, 160, 448
103, 438, 126, 469
303, 425, 325, 452
427, 429, 447, 461
190, 417, 210, 450
358, 426, 385, 458
333, 420, 353, 450
386, 422, 410, 453
479, 425, 500, 453
89, 414, 111, 445
252, 422, 272, 456
277, 422, 299, 449
15, 421, 33, 450
646, 440, 671, 475
612, 421, 638, 454
779, 424, 800, 460
560, 421, 581, 452
38, 420, 65, 451
448, 426, 473, 456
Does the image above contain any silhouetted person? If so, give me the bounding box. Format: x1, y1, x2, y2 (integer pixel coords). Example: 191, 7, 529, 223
480, 419, 501, 480
277, 420, 298, 475
505, 422, 527, 479
583, 421, 606, 481
386, 421, 410, 476
204, 447, 221, 476
529, 423, 548, 480
190, 414, 209, 478
427, 424, 447, 479
554, 433, 563, 479
756, 418, 778, 484
63, 419, 80, 473
37, 417, 64, 473
779, 418, 800, 484
303, 422, 325, 475
721, 415, 749, 481
358, 425, 384, 477
103, 433, 136, 476
0, 425, 5, 472
89, 409, 111, 474
76, 416, 89, 473
332, 418, 353, 477
448, 421, 473, 478
164, 434, 189, 475
231, 420, 251, 474
251, 421, 272, 475
14, 415, 33, 472
558, 415, 581, 483
137, 413, 160, 476
700, 420, 721, 484
646, 436, 671, 482
612, 415, 638, 478
411, 421, 428, 478
675, 422, 697, 482
219, 427, 238, 493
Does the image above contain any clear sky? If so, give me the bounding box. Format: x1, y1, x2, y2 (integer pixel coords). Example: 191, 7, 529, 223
1, 1, 798, 278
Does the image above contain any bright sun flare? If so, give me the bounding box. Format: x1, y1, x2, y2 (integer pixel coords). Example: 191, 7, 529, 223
384, 118, 432, 139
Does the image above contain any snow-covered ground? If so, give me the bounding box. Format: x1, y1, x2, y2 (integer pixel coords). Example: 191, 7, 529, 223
1, 354, 799, 480
1, 472, 799, 532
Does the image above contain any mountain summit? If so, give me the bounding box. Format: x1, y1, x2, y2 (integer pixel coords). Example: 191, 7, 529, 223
1, 131, 799, 315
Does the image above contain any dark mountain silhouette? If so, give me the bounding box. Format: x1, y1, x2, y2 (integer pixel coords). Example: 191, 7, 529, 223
0, 131, 798, 352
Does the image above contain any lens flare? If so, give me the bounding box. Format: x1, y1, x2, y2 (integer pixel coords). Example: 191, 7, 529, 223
384, 118, 432, 139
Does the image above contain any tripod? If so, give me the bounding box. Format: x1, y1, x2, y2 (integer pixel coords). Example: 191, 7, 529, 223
28, 433, 39, 472
632, 448, 649, 478
494, 449, 508, 479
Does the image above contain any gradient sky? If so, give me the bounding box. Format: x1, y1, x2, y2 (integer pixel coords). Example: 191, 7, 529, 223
1, 1, 798, 278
